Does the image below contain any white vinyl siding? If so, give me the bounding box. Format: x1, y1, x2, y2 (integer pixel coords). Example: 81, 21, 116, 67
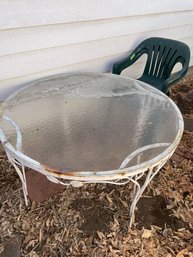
0, 0, 193, 99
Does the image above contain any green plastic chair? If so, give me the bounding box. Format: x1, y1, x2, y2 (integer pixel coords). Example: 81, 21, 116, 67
112, 37, 190, 94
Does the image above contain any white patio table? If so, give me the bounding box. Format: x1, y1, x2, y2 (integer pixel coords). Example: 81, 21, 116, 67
0, 72, 183, 226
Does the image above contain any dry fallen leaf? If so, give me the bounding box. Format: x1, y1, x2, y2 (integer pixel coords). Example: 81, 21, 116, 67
165, 254, 172, 257
29, 251, 39, 257
142, 229, 152, 239
106, 195, 113, 204
96, 231, 104, 240
176, 248, 191, 257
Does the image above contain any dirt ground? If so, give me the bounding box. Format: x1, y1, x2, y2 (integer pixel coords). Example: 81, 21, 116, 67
0, 76, 193, 257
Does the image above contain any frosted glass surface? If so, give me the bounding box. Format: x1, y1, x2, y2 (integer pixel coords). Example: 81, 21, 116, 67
1, 73, 180, 171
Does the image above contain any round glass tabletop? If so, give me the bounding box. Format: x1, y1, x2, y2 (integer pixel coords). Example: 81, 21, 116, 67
0, 72, 183, 174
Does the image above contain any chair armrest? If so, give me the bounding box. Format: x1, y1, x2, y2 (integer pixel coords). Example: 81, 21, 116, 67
165, 66, 189, 86
112, 47, 146, 75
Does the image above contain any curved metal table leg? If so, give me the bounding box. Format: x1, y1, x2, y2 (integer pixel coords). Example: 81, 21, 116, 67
129, 159, 168, 227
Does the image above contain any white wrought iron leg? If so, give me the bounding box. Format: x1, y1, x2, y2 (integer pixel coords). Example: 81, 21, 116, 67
132, 173, 143, 197
132, 175, 137, 198
21, 165, 28, 206
119, 143, 171, 227
129, 177, 141, 227
129, 160, 168, 227
7, 154, 29, 206
129, 167, 159, 227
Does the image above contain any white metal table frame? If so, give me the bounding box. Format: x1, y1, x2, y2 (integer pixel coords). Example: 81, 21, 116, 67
0, 75, 184, 227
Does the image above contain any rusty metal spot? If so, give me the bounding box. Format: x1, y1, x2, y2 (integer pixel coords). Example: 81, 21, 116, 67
41, 163, 77, 177
119, 171, 126, 176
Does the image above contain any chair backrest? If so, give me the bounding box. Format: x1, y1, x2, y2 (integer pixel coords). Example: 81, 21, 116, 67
113, 37, 190, 93
140, 37, 190, 81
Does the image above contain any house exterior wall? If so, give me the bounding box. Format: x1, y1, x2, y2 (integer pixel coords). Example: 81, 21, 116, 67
0, 0, 193, 99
